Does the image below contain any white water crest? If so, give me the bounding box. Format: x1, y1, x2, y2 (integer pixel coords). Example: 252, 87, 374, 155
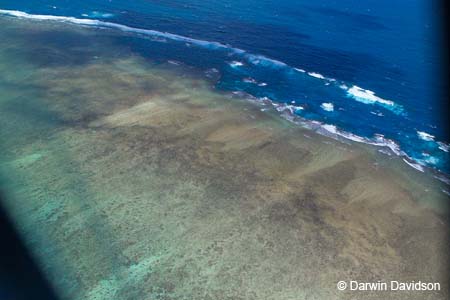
343, 85, 404, 114
307, 72, 325, 79
0, 9, 404, 116
417, 131, 435, 142
4, 9, 448, 178
81, 11, 114, 18
320, 102, 334, 112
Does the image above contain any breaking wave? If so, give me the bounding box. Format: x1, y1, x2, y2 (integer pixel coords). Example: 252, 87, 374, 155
0, 8, 447, 180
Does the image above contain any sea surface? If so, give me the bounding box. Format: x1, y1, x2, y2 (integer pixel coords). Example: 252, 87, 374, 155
0, 0, 448, 176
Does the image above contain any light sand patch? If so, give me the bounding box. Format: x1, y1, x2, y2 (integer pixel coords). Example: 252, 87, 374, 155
206, 124, 273, 150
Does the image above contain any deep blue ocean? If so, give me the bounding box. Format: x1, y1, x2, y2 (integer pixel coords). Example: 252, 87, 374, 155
0, 0, 448, 176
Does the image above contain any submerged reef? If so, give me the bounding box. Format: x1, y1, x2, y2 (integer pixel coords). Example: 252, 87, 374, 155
0, 17, 448, 300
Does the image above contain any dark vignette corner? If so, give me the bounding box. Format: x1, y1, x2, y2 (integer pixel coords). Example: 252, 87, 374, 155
0, 191, 59, 300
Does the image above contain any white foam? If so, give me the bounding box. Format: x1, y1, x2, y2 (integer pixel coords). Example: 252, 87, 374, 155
242, 77, 257, 84
245, 54, 286, 68
307, 72, 325, 79
343, 85, 404, 114
272, 103, 303, 115
313, 124, 405, 158
402, 158, 425, 172
0, 9, 101, 25
240, 88, 436, 176
286, 104, 303, 114
229, 61, 244, 67
346, 85, 393, 106
248, 90, 407, 161
0, 9, 231, 50
320, 102, 334, 112
6, 9, 440, 174
437, 142, 449, 153
0, 9, 405, 119
370, 111, 384, 117
242, 77, 268, 87
371, 134, 404, 156
321, 124, 338, 134
417, 131, 435, 142
258, 96, 272, 102
167, 60, 181, 65
81, 11, 114, 18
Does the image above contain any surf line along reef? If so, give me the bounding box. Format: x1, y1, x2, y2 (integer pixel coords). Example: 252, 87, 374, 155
0, 5, 448, 300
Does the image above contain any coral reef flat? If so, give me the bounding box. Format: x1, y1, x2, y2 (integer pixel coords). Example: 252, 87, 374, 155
0, 17, 448, 300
